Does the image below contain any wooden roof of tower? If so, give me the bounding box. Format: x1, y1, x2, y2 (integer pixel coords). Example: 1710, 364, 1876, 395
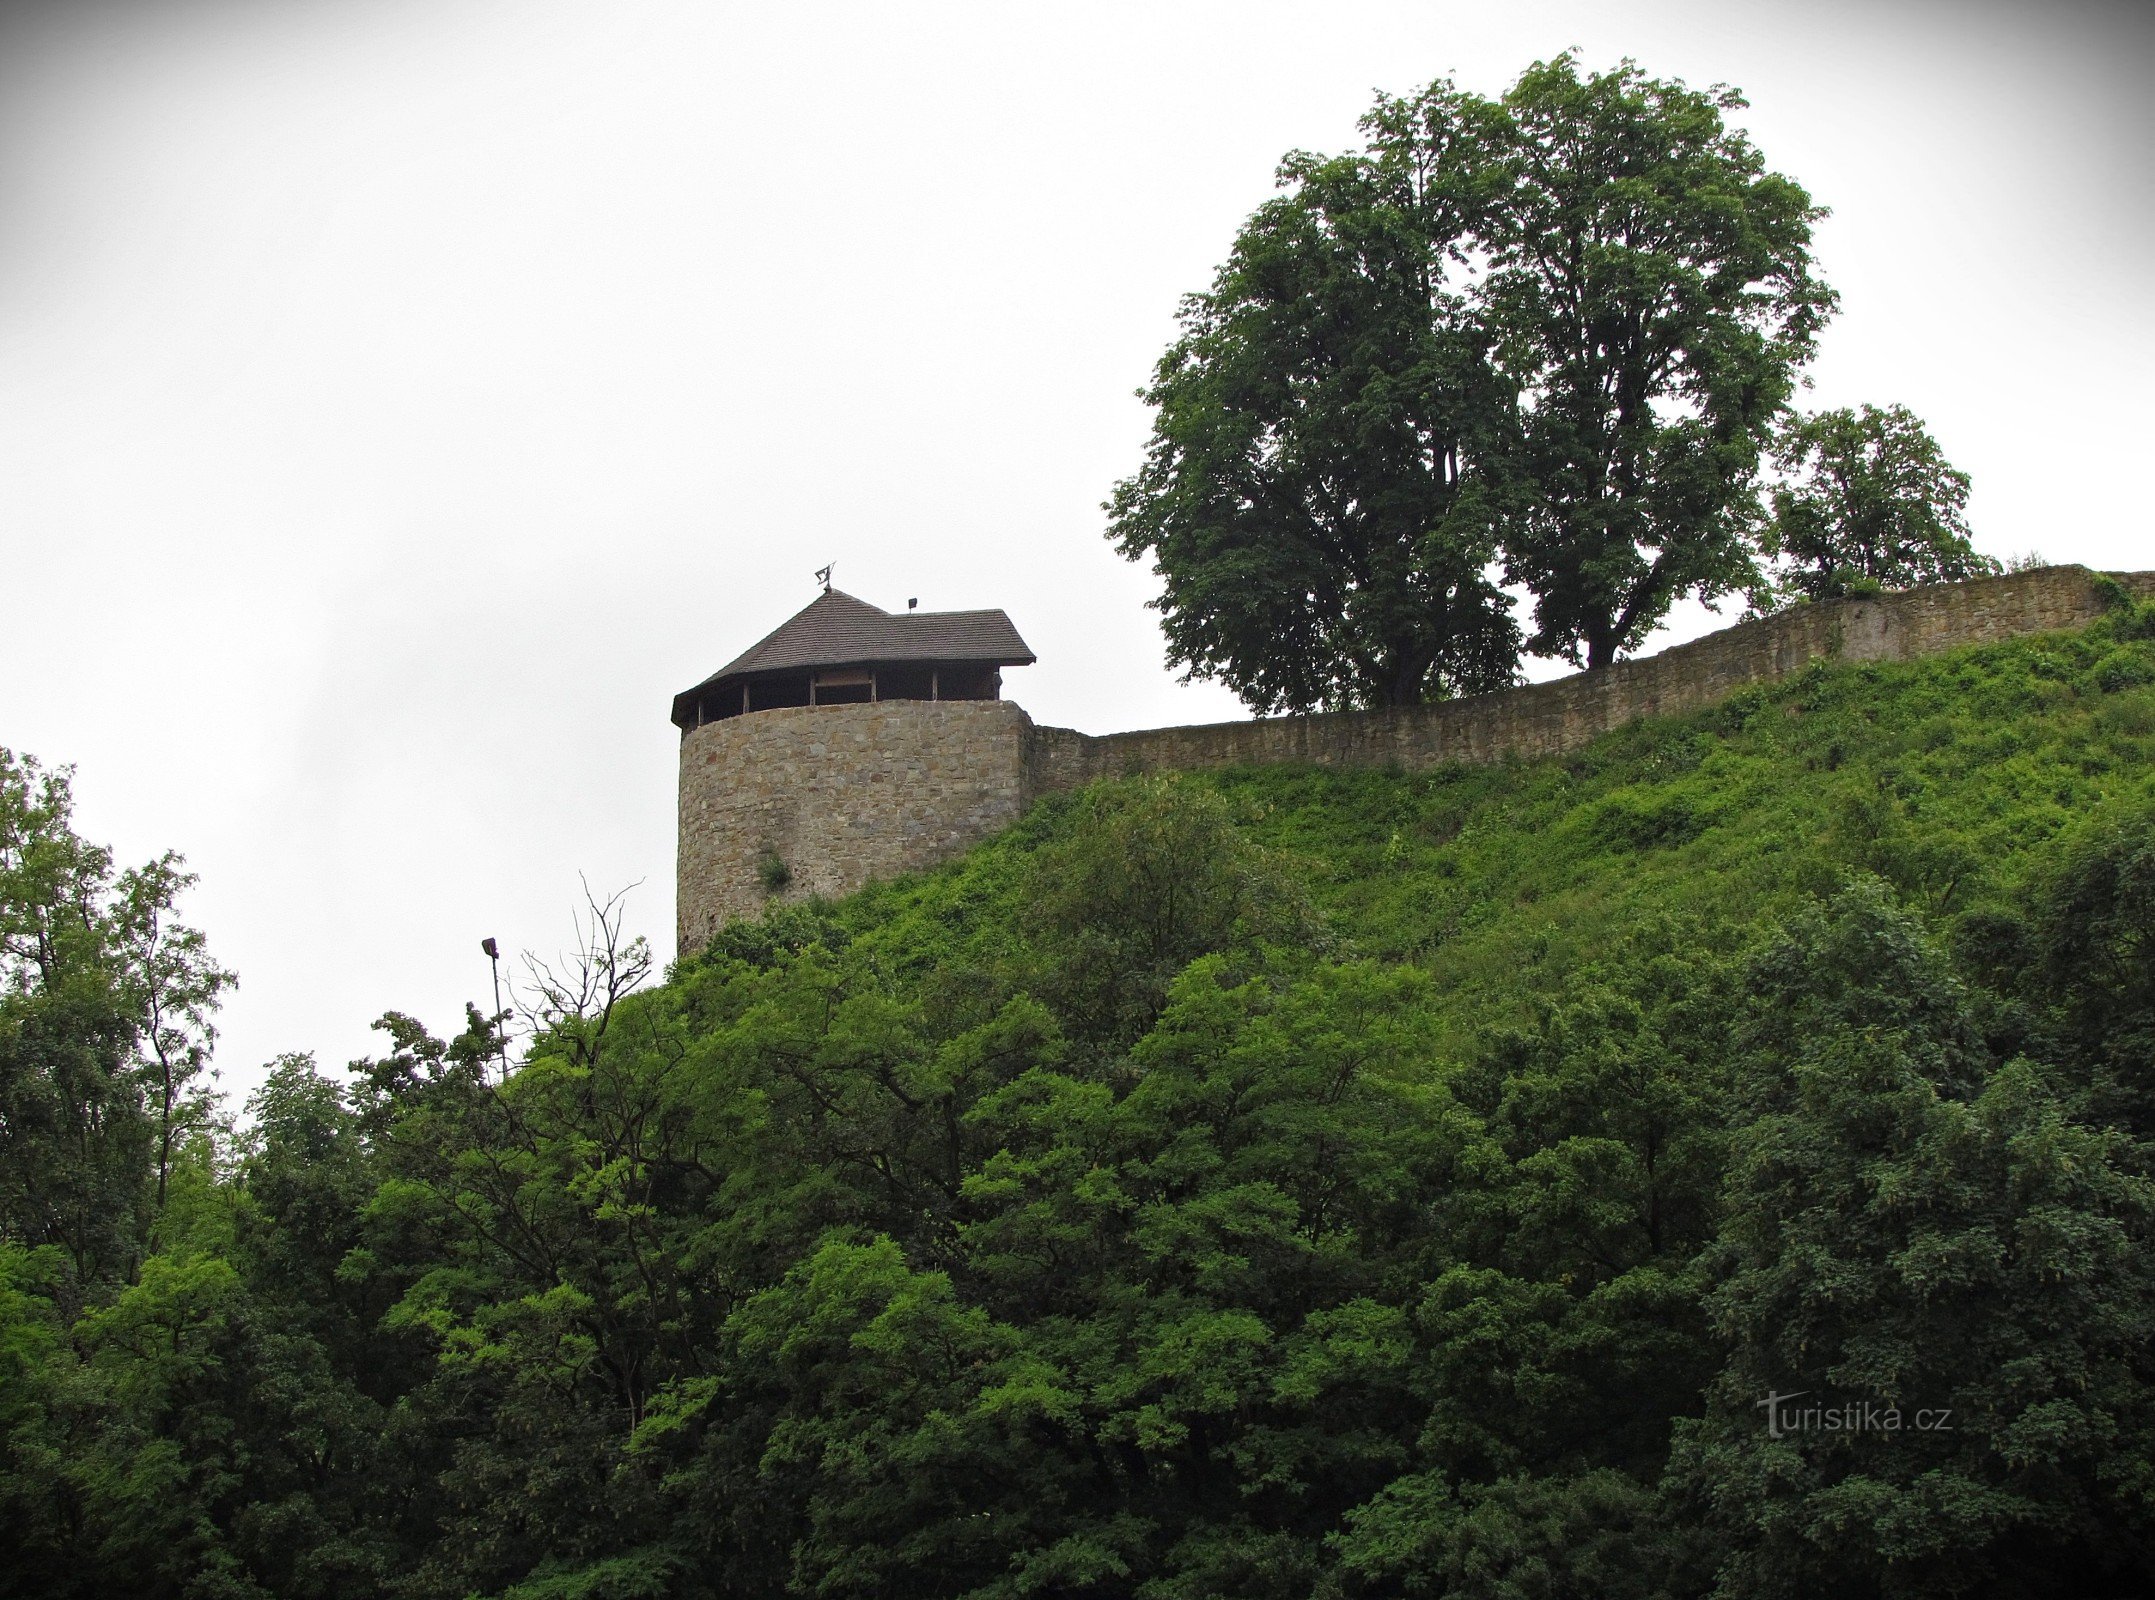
670, 589, 1036, 727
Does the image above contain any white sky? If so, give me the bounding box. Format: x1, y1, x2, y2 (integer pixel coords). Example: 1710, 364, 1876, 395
2, 0, 2149, 1104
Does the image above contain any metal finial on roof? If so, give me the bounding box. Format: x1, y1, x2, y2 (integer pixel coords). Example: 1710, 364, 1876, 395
814, 564, 833, 592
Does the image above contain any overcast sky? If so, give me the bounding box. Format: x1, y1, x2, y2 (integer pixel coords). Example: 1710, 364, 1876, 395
2, 0, 2149, 1105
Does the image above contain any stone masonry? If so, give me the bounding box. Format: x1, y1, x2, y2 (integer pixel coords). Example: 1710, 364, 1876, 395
677, 566, 2155, 952
677, 698, 1032, 951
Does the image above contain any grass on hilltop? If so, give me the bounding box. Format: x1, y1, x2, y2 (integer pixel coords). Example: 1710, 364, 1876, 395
831, 598, 2155, 1035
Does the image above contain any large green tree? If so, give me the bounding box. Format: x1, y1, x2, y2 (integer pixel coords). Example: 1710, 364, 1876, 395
1113, 58, 1838, 695
1484, 56, 1837, 668
1107, 84, 1522, 713
0, 749, 230, 1290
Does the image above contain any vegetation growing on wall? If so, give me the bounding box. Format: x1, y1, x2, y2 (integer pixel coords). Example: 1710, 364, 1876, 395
7, 608, 2155, 1598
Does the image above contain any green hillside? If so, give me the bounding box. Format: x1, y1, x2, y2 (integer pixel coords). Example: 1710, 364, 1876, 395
7, 603, 2155, 1600
844, 602, 2155, 1035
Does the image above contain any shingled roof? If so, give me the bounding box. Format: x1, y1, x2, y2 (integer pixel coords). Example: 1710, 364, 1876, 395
671, 589, 1035, 725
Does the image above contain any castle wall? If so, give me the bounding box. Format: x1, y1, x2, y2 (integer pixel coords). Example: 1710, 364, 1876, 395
1022, 567, 2155, 792
676, 699, 1031, 951
678, 568, 2153, 951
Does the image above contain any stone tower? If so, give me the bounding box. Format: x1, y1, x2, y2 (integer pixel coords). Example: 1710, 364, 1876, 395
672, 588, 1037, 953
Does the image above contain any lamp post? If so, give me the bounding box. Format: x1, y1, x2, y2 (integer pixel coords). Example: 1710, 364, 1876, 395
480, 936, 507, 1079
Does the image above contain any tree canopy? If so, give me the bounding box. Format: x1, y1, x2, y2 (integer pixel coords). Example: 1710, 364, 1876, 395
1106, 84, 1520, 712
1763, 403, 1999, 604
1485, 57, 1836, 667
0, 748, 231, 1290
1112, 55, 1842, 700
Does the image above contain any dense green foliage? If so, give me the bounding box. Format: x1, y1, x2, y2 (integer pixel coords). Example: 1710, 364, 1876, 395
1763, 404, 1998, 606
1110, 55, 1840, 705
1484, 57, 1833, 670
1, 749, 231, 1291
1103, 79, 1521, 713
8, 609, 2155, 1597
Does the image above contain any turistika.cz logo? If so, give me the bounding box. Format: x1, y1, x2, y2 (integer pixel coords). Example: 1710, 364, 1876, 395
1756, 1391, 1954, 1439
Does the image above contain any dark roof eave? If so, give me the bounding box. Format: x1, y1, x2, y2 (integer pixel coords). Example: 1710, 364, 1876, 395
669, 589, 1036, 728
674, 650, 1038, 703
669, 654, 1036, 728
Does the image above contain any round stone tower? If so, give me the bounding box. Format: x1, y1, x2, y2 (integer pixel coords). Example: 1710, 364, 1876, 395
672, 587, 1037, 953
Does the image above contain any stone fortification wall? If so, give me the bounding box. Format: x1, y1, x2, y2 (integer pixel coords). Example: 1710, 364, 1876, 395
677, 568, 2152, 951
677, 699, 1031, 951
1022, 567, 2155, 794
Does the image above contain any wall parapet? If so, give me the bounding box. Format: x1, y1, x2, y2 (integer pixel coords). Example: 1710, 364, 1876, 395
1022, 566, 2155, 795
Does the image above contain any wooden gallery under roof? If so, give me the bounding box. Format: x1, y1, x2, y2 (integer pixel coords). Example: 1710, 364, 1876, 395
669, 588, 1037, 730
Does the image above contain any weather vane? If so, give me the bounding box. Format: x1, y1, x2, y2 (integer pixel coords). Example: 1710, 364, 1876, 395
815, 563, 833, 592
